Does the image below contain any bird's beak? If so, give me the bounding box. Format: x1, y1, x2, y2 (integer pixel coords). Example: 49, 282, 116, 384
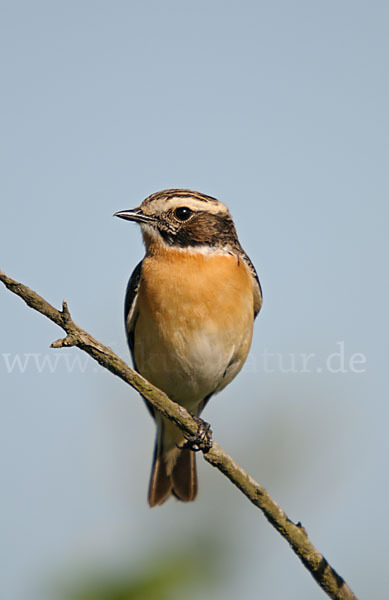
113, 207, 155, 225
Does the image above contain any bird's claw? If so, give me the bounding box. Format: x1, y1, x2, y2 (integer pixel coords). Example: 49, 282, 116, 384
177, 416, 213, 453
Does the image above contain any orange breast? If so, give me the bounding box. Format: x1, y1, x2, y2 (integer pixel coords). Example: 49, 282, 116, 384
138, 249, 254, 332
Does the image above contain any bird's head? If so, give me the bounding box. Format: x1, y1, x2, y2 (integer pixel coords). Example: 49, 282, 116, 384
114, 189, 240, 252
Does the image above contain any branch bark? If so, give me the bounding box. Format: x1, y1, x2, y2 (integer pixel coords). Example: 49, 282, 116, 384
0, 270, 358, 600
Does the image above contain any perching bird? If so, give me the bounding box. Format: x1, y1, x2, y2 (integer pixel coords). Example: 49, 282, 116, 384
115, 189, 262, 506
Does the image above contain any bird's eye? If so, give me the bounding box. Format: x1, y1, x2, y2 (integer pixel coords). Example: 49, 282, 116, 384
173, 207, 193, 222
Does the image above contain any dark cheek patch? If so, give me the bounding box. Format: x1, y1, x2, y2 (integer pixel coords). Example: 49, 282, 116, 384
159, 214, 237, 248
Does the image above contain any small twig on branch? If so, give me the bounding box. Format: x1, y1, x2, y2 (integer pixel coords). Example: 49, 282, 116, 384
0, 270, 358, 600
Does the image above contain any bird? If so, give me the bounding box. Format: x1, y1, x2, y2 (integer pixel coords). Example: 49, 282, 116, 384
114, 189, 262, 506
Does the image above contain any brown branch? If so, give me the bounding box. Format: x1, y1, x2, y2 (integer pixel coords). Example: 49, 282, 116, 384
0, 269, 358, 600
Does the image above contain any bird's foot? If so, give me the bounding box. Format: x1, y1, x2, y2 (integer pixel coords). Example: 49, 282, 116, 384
177, 416, 213, 453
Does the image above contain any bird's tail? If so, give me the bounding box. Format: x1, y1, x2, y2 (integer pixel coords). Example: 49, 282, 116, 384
148, 418, 198, 507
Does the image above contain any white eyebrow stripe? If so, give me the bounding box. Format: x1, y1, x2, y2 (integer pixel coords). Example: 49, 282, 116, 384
143, 196, 229, 216
168, 197, 227, 213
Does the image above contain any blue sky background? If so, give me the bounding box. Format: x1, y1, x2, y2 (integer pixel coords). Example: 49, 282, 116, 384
1, 2, 388, 599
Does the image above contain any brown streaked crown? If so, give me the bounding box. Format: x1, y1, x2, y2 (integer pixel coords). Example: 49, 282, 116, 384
143, 188, 222, 209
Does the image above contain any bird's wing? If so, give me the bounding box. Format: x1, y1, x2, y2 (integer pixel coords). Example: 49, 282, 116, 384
242, 252, 263, 318
124, 260, 143, 361
124, 260, 156, 419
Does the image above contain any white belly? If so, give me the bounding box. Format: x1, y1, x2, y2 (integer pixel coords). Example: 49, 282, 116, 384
134, 311, 253, 413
